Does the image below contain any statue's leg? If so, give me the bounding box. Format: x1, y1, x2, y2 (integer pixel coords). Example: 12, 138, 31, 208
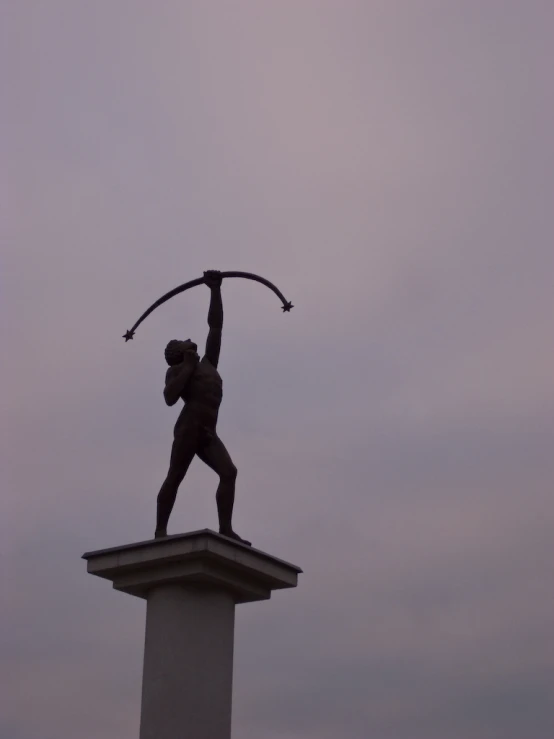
197, 435, 251, 546
155, 429, 197, 537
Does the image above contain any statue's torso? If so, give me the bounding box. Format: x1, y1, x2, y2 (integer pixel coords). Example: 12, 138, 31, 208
176, 357, 222, 432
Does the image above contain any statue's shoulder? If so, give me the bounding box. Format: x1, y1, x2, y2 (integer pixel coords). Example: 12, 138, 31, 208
199, 356, 219, 373
197, 355, 212, 369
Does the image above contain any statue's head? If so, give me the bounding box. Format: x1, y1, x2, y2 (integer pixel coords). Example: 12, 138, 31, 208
164, 339, 199, 366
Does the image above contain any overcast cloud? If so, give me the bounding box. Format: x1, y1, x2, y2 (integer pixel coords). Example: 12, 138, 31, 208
2, 2, 554, 738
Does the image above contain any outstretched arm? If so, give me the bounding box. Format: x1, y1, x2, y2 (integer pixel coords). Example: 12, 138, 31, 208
204, 270, 223, 367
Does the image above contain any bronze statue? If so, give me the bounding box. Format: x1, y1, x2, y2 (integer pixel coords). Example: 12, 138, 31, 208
123, 270, 293, 546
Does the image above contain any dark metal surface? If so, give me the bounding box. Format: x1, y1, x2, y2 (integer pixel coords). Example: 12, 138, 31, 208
123, 270, 293, 341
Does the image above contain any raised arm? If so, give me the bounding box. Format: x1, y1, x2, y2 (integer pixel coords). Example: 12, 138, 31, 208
204, 270, 223, 367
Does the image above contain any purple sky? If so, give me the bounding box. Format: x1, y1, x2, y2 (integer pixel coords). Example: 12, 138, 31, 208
2, 2, 554, 738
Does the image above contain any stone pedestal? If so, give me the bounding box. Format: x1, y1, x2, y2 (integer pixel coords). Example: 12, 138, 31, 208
83, 529, 301, 739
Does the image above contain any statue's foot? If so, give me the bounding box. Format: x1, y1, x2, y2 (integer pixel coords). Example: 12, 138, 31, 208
219, 528, 252, 547
154, 528, 167, 539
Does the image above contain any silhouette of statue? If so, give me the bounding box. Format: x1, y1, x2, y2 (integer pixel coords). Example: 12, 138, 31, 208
155, 270, 251, 546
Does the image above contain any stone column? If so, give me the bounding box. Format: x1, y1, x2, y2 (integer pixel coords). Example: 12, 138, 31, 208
83, 529, 301, 739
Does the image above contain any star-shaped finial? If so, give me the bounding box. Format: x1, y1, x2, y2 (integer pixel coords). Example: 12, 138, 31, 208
123, 329, 135, 342
282, 301, 293, 313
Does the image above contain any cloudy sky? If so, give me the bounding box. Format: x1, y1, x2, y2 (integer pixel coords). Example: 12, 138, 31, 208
2, 2, 553, 737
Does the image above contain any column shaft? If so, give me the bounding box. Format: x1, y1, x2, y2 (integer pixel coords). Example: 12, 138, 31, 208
139, 585, 235, 739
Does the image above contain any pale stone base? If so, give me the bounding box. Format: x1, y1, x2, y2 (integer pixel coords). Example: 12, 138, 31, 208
83, 529, 301, 739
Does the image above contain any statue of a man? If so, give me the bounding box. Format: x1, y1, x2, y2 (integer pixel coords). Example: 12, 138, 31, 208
155, 270, 251, 545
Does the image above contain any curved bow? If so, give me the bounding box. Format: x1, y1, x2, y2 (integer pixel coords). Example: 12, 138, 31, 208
123, 271, 293, 341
